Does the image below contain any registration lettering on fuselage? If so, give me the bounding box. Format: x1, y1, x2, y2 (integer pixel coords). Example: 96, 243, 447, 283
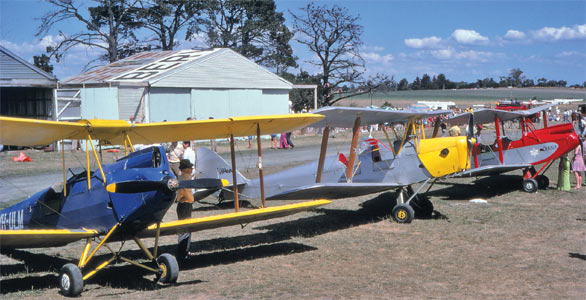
0, 209, 24, 230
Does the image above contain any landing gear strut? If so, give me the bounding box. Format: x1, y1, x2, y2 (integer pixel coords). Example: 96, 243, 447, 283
391, 179, 434, 223
60, 222, 178, 297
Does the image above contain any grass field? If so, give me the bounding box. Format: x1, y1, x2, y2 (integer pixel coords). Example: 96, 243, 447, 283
1, 126, 585, 299
336, 87, 585, 107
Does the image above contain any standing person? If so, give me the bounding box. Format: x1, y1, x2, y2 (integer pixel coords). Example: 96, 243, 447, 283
571, 146, 585, 189
182, 141, 195, 169
279, 132, 289, 149
167, 141, 184, 177
286, 132, 295, 148
176, 159, 194, 262
270, 134, 278, 149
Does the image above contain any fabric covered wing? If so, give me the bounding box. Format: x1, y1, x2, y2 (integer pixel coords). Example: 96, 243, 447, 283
266, 183, 402, 200
0, 116, 88, 146
126, 114, 323, 145
0, 114, 323, 146
0, 229, 98, 249
312, 107, 452, 128
447, 104, 556, 125
138, 200, 331, 238
448, 164, 531, 177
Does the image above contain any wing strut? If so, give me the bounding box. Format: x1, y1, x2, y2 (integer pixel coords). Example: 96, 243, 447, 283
346, 116, 361, 182
256, 123, 266, 207
315, 125, 330, 183
494, 115, 504, 164
229, 133, 240, 212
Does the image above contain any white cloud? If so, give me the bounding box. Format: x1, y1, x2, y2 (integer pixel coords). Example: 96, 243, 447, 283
361, 45, 385, 52
531, 24, 586, 41
451, 29, 489, 45
503, 30, 526, 41
362, 51, 393, 64
404, 36, 443, 49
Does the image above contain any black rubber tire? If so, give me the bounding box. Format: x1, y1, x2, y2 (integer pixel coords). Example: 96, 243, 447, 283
392, 204, 415, 223
536, 175, 549, 190
157, 253, 179, 284
59, 263, 83, 297
522, 178, 538, 193
409, 196, 434, 219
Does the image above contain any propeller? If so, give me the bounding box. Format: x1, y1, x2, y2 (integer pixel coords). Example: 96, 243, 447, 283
106, 177, 228, 194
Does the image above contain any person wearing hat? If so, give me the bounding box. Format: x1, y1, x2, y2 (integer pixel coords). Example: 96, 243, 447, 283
176, 159, 194, 261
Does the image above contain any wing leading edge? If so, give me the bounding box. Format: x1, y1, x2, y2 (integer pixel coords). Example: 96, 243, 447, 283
0, 229, 98, 249
137, 199, 331, 238
266, 183, 402, 200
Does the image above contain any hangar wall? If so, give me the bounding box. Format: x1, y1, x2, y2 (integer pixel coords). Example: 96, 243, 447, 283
191, 89, 289, 120
81, 87, 118, 119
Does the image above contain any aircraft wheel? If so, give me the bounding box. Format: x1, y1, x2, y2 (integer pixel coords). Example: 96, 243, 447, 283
59, 263, 83, 297
392, 204, 414, 223
522, 178, 538, 193
536, 175, 549, 189
157, 253, 179, 284
410, 196, 434, 219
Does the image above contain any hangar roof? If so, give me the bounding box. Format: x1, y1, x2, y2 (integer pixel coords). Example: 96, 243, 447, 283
61, 48, 292, 90
0, 45, 58, 87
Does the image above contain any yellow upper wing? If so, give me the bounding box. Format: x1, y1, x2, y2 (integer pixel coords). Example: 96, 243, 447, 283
0, 114, 323, 146
0, 228, 98, 249
137, 200, 331, 238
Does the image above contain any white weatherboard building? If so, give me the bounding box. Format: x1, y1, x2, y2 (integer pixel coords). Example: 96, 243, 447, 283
58, 48, 293, 122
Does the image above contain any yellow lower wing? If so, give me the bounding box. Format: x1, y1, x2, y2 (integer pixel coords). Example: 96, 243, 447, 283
0, 229, 98, 249
138, 199, 331, 238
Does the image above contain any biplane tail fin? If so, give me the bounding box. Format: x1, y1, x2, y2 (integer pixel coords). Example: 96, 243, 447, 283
196, 147, 249, 185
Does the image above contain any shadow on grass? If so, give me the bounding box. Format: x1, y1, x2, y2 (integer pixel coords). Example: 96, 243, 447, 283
428, 175, 522, 200
568, 252, 586, 261
0, 191, 433, 295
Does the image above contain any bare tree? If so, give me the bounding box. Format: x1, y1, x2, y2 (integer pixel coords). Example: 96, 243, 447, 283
290, 3, 389, 106
37, 0, 142, 65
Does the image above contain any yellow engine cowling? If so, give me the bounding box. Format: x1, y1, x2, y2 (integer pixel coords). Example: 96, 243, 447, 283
417, 136, 472, 178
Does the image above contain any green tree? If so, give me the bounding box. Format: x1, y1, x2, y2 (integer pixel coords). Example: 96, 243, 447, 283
290, 3, 390, 106
281, 70, 321, 112
411, 76, 421, 90
421, 74, 431, 89
509, 68, 524, 87
192, 0, 297, 73
137, 0, 205, 50
397, 78, 409, 91
33, 54, 54, 74
38, 0, 142, 64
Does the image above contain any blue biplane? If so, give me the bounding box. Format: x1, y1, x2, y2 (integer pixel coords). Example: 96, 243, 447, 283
0, 114, 329, 297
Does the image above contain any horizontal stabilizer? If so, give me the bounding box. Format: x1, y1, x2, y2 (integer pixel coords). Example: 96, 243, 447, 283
447, 164, 531, 178
0, 229, 98, 249
267, 183, 401, 200
138, 199, 331, 237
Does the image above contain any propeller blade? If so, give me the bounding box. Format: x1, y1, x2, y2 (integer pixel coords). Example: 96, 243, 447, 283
467, 109, 475, 139
106, 180, 167, 193
106, 176, 178, 194
177, 178, 229, 190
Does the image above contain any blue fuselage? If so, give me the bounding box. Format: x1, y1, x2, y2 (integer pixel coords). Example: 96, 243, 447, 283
0, 146, 175, 237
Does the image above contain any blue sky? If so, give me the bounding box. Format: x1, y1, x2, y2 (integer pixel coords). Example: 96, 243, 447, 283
1, 0, 585, 85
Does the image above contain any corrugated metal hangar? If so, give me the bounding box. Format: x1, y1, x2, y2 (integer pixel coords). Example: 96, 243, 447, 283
0, 45, 58, 119
59, 48, 293, 122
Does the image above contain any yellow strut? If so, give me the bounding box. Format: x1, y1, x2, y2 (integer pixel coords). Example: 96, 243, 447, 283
80, 223, 118, 268
86, 139, 91, 190
83, 256, 116, 281
78, 238, 92, 268
87, 134, 106, 185
61, 139, 67, 196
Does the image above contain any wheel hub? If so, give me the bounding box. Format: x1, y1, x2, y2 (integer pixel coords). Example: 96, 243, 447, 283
61, 273, 70, 290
